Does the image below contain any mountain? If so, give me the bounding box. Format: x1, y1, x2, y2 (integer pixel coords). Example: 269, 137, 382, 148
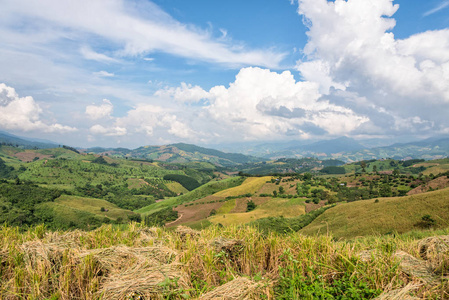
0, 131, 58, 149
298, 136, 366, 154
337, 137, 449, 162
83, 143, 261, 167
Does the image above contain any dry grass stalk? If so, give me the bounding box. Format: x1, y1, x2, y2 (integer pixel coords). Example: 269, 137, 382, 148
394, 251, 436, 285
80, 245, 178, 271
212, 237, 243, 255
374, 283, 421, 300
198, 277, 265, 300
97, 263, 188, 300
418, 235, 449, 274
176, 226, 200, 240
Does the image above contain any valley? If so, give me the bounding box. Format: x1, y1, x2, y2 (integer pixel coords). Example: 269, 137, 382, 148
2, 140, 449, 299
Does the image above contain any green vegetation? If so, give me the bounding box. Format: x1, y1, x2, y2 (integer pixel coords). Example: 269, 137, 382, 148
0, 181, 61, 226
144, 207, 178, 226
163, 174, 201, 191
251, 206, 334, 234
137, 176, 245, 214
300, 187, 449, 239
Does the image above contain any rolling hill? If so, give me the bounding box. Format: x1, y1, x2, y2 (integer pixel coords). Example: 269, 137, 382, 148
0, 131, 58, 149
300, 187, 449, 239
85, 143, 261, 167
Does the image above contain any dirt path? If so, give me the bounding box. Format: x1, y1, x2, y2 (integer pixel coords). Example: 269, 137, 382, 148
165, 213, 184, 226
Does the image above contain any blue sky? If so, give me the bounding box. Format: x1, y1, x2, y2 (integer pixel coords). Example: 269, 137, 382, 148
0, 0, 448, 148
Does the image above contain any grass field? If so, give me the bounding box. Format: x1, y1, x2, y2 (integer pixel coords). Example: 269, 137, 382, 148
300, 187, 449, 239
213, 176, 272, 197
3, 223, 449, 299
54, 195, 136, 220
165, 182, 189, 194
136, 177, 245, 215
209, 197, 305, 226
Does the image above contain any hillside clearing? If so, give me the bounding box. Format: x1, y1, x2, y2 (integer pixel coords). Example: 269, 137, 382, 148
300, 187, 449, 239
213, 176, 271, 197
209, 197, 305, 226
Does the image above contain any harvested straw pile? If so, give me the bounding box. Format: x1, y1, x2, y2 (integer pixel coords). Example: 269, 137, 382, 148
81, 245, 178, 270
212, 237, 243, 255
98, 263, 188, 299
374, 283, 421, 300
394, 251, 436, 285
418, 235, 449, 274
199, 277, 265, 300
176, 226, 199, 240
81, 246, 188, 299
20, 240, 67, 269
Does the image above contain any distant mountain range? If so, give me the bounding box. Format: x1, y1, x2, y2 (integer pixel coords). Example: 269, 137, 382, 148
2, 129, 449, 164
0, 131, 58, 149
84, 143, 262, 167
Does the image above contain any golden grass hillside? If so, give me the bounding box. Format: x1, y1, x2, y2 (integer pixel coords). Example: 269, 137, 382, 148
2, 223, 449, 299
300, 187, 449, 239
213, 176, 271, 197
209, 197, 305, 226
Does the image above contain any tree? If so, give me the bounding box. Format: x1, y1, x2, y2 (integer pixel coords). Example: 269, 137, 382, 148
279, 186, 285, 194
246, 200, 256, 212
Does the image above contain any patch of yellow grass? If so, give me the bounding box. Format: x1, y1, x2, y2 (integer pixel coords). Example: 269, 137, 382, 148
213, 177, 272, 197
55, 195, 133, 220
301, 187, 449, 239
216, 199, 236, 214
166, 182, 189, 194
209, 198, 305, 226
423, 165, 449, 176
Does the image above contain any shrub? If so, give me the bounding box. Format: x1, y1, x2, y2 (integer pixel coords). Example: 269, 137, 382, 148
246, 200, 256, 212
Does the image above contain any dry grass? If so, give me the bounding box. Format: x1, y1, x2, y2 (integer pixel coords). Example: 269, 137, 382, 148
300, 187, 449, 239
209, 197, 305, 226
1, 222, 449, 299
213, 176, 272, 197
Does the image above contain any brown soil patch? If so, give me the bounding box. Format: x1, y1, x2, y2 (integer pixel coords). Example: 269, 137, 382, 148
127, 178, 149, 189
14, 151, 52, 162
407, 177, 449, 195
168, 196, 224, 227
305, 200, 327, 213
230, 197, 271, 213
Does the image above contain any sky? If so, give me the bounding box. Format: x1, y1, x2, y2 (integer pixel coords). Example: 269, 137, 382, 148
0, 0, 448, 148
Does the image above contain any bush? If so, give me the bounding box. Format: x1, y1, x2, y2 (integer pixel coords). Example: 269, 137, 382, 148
246, 200, 256, 212
163, 174, 201, 191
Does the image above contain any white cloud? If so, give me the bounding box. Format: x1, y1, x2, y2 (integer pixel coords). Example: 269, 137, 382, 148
89, 124, 126, 136
85, 99, 113, 120
93, 71, 115, 77
2, 0, 285, 68
423, 1, 449, 17
154, 82, 209, 103
0, 83, 77, 133
295, 0, 449, 136
111, 104, 198, 140
205, 67, 368, 140
80, 46, 119, 63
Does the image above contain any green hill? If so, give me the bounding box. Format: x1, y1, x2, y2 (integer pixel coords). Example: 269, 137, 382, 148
300, 187, 449, 239
37, 195, 139, 230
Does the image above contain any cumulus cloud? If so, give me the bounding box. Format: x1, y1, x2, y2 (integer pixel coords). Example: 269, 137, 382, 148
204, 67, 368, 140
154, 82, 209, 103
295, 0, 449, 136
113, 104, 197, 140
2, 0, 285, 68
0, 83, 77, 132
89, 124, 126, 136
85, 99, 113, 120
